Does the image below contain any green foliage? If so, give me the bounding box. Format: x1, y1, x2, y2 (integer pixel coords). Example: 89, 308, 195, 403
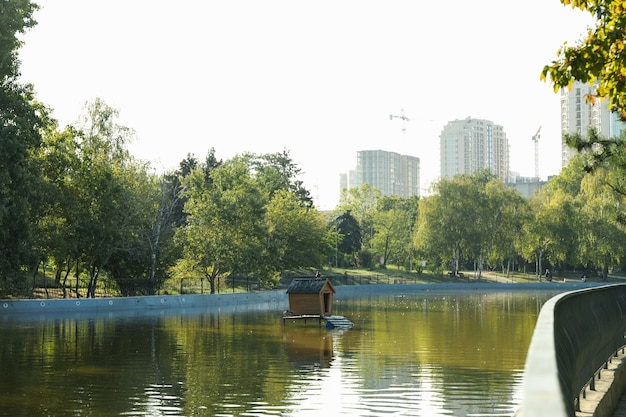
234, 149, 313, 207
176, 161, 268, 293
0, 1, 46, 288
566, 128, 626, 196
335, 210, 361, 265
530, 154, 626, 276
175, 152, 327, 291
577, 170, 626, 277
263, 189, 332, 279
371, 195, 418, 270
518, 153, 626, 278
541, 0, 626, 116
415, 172, 526, 277
0, 0, 39, 79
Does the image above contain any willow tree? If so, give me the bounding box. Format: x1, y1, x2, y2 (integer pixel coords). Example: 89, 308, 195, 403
576, 169, 626, 278
371, 195, 418, 270
415, 173, 480, 276
519, 158, 587, 278
415, 172, 525, 278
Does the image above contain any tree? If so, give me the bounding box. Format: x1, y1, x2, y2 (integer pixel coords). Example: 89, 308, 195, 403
334, 210, 361, 267
71, 98, 147, 297
176, 161, 267, 293
0, 0, 46, 291
143, 150, 222, 294
371, 196, 418, 270
519, 161, 585, 279
337, 184, 381, 249
415, 174, 485, 275
484, 182, 530, 276
576, 169, 626, 278
236, 149, 313, 207
103, 166, 163, 294
0, 1, 39, 78
262, 189, 332, 282
541, 0, 626, 116
414, 172, 524, 278
35, 124, 81, 296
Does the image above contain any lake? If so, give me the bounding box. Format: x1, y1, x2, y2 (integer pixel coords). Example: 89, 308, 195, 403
0, 289, 560, 416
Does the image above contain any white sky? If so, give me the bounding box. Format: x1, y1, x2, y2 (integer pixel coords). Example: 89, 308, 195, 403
17, 0, 593, 210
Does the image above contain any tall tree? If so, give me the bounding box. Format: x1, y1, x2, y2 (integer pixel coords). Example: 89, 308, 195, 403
0, 0, 39, 78
371, 196, 418, 270
414, 172, 523, 277
71, 98, 145, 297
144, 150, 222, 294
520, 161, 585, 278
0, 0, 46, 291
484, 182, 530, 276
576, 169, 626, 278
262, 189, 332, 282
35, 124, 80, 296
415, 178, 468, 275
337, 183, 381, 249
335, 210, 361, 267
176, 161, 267, 293
236, 149, 313, 207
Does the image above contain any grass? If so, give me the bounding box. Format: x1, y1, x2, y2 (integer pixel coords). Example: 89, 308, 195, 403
10, 264, 625, 300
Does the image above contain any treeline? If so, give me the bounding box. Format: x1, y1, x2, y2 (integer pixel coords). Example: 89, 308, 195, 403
0, 2, 335, 297
3, 1, 626, 298
336, 157, 626, 281
3, 97, 335, 296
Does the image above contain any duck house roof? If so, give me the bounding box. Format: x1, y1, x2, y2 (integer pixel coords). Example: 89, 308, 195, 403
286, 278, 335, 294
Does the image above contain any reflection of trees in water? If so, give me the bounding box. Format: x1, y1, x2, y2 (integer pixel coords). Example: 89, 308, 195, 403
337, 291, 555, 371
0, 291, 557, 416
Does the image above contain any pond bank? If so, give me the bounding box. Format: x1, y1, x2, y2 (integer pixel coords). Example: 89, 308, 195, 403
0, 281, 607, 319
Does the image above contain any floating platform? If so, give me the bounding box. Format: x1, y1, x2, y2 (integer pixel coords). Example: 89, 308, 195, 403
282, 314, 354, 330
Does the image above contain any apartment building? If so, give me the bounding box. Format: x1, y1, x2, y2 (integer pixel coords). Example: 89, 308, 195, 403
439, 117, 509, 182
342, 150, 420, 198
560, 81, 626, 167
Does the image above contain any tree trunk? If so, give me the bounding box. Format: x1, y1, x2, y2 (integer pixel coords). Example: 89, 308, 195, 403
149, 219, 162, 295
535, 250, 544, 282
476, 256, 484, 279
207, 271, 217, 294
61, 261, 71, 299
87, 265, 100, 298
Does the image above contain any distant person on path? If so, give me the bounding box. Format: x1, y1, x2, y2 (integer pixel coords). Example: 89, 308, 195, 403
545, 268, 552, 282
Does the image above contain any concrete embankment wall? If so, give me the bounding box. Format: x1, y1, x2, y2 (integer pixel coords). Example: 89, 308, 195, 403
0, 281, 603, 320
0, 291, 288, 320
518, 283, 626, 417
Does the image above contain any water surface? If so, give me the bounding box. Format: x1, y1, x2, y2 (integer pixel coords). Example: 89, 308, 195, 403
0, 290, 556, 416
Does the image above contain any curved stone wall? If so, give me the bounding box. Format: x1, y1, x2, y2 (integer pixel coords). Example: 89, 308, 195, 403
518, 283, 626, 417
1, 281, 602, 319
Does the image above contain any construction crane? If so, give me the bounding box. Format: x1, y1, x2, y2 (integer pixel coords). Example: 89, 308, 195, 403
532, 126, 542, 179
390, 108, 410, 133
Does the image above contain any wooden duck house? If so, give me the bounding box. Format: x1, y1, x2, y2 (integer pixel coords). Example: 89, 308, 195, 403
286, 278, 336, 316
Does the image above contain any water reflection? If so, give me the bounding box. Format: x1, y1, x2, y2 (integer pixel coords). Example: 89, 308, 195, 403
284, 327, 334, 368
0, 290, 558, 416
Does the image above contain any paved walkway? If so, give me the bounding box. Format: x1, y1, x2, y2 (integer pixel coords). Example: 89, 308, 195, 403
575, 348, 626, 417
